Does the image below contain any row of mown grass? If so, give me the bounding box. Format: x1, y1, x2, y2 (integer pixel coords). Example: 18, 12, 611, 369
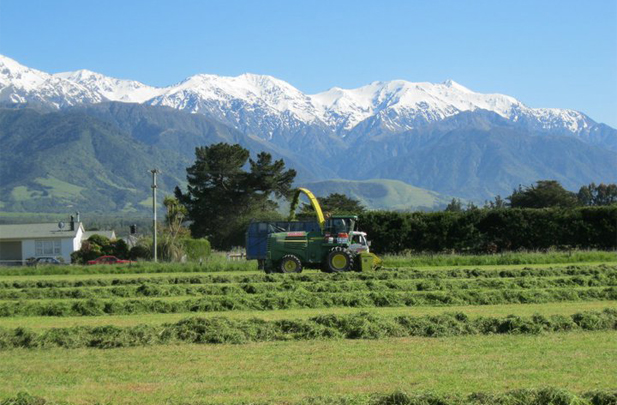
2, 264, 614, 289
1, 309, 615, 349
2, 301, 612, 330
1, 287, 615, 317
1, 274, 615, 300
3, 387, 617, 405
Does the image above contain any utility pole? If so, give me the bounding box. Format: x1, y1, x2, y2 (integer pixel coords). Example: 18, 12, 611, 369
150, 169, 161, 262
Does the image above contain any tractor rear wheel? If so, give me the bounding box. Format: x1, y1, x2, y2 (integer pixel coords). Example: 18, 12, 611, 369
279, 255, 303, 273
326, 247, 354, 272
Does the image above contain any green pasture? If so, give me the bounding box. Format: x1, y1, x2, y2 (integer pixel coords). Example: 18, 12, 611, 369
1, 332, 615, 403
384, 250, 617, 267
0, 258, 615, 403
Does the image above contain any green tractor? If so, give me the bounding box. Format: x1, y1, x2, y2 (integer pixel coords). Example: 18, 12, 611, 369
262, 188, 381, 273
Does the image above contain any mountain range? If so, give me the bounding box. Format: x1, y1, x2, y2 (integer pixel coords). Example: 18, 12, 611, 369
1, 54, 616, 213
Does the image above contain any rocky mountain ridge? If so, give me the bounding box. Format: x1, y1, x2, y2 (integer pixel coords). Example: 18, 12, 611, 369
1, 55, 610, 149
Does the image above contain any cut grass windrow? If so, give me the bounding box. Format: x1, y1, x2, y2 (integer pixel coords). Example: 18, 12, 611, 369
2, 388, 617, 405
1, 264, 614, 290
2, 301, 613, 330
1, 274, 615, 300
0, 309, 615, 350
0, 287, 615, 317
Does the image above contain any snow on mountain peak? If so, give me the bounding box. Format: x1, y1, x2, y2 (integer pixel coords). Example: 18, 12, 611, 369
0, 55, 103, 107
151, 72, 319, 123
0, 55, 49, 91
54, 69, 160, 103
311, 79, 518, 131
442, 79, 472, 93
0, 54, 598, 138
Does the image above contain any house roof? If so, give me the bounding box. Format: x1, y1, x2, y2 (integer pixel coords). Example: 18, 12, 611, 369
82, 230, 116, 241
0, 222, 83, 240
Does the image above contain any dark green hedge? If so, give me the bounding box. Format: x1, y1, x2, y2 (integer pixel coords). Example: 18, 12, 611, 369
359, 206, 617, 254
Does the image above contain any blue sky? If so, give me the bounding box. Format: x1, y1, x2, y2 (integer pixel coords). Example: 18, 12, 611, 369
1, 0, 616, 126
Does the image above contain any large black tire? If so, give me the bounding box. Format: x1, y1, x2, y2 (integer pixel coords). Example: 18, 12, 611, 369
320, 261, 332, 273
326, 247, 354, 272
279, 255, 303, 273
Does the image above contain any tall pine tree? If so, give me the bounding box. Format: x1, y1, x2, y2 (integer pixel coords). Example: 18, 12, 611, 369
175, 143, 296, 249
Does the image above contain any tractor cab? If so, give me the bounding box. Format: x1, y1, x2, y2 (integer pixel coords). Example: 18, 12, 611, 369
323, 215, 357, 244
325, 215, 357, 234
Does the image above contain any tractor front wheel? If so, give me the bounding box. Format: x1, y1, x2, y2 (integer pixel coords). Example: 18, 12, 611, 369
326, 247, 354, 272
279, 255, 303, 273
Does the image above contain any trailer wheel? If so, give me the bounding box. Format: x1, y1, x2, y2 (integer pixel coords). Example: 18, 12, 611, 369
326, 247, 354, 272
279, 255, 303, 273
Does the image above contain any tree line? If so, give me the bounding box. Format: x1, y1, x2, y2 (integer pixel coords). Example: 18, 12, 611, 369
173, 143, 616, 253
446, 180, 617, 212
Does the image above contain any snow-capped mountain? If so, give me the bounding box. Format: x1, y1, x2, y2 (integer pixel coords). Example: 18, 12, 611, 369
0, 55, 103, 108
0, 54, 608, 145
311, 79, 590, 136
146, 73, 324, 139
2, 54, 616, 210
55, 69, 159, 103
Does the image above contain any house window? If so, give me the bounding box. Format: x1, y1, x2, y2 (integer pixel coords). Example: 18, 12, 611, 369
35, 240, 61, 256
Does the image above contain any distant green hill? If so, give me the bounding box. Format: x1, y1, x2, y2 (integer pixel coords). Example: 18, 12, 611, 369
300, 179, 456, 211
0, 105, 333, 214
0, 108, 189, 213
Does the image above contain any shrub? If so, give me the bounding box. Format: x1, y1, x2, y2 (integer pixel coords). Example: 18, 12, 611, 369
129, 245, 151, 260
182, 238, 211, 261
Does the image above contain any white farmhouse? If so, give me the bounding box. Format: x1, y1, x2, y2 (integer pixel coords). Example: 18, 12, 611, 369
0, 221, 85, 264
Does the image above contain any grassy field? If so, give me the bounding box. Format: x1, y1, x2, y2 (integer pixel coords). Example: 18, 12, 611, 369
383, 250, 617, 267
1, 250, 613, 277
1, 332, 615, 403
0, 256, 615, 404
